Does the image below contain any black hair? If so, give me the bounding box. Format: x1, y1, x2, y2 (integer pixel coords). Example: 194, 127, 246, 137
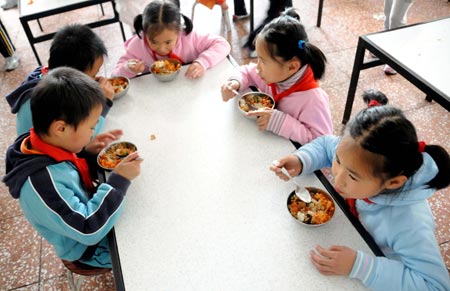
258, 8, 327, 80
48, 24, 107, 72
345, 106, 450, 190
31, 67, 105, 135
133, 0, 192, 40
362, 89, 389, 106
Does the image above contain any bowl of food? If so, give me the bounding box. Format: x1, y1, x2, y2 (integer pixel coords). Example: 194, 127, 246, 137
287, 187, 335, 226
150, 58, 182, 82
107, 76, 130, 99
237, 92, 275, 119
97, 141, 137, 170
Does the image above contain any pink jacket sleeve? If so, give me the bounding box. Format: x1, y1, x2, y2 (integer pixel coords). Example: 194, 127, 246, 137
276, 89, 333, 144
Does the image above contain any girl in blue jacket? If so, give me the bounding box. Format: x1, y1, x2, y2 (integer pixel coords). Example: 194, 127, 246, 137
271, 100, 450, 291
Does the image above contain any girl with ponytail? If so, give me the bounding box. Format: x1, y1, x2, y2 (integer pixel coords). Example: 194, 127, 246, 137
270, 96, 450, 290
221, 8, 332, 145
113, 0, 230, 79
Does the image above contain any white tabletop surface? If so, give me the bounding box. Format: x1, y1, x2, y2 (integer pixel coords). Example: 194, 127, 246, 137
103, 59, 372, 290
19, 0, 90, 16
365, 17, 450, 98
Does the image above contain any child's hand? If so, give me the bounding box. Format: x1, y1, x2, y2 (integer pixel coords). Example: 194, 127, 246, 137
114, 151, 142, 181
310, 245, 357, 276
185, 62, 205, 79
221, 80, 239, 102
127, 59, 146, 75
246, 109, 272, 130
84, 129, 123, 154
270, 155, 302, 180
95, 76, 115, 101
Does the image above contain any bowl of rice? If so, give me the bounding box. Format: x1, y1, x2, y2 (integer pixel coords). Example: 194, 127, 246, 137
237, 92, 275, 119
107, 76, 130, 99
150, 58, 182, 82
287, 187, 335, 226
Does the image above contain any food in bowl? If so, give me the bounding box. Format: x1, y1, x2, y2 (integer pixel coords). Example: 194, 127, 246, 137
97, 141, 137, 170
107, 76, 129, 99
151, 59, 182, 74
238, 92, 275, 114
287, 187, 335, 225
151, 58, 182, 82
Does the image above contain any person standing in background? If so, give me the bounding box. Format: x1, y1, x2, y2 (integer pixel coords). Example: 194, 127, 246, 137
243, 0, 292, 58
0, 18, 19, 71
382, 0, 414, 75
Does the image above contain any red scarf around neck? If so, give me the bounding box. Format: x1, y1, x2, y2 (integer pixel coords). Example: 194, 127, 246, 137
345, 198, 375, 218
29, 128, 95, 194
145, 37, 185, 64
268, 66, 318, 103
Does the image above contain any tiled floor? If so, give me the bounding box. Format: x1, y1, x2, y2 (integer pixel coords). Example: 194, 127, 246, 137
1, 0, 449, 290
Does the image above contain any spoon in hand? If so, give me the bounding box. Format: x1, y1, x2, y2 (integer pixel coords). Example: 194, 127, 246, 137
272, 160, 312, 203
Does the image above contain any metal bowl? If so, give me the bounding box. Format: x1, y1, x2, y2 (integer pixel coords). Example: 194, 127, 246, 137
287, 187, 335, 227
237, 92, 275, 119
107, 76, 130, 99
150, 58, 182, 82
97, 141, 137, 170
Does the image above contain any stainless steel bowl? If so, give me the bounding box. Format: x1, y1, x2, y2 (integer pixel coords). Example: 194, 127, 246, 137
287, 187, 335, 227
97, 141, 137, 170
151, 58, 182, 82
108, 76, 130, 99
237, 91, 275, 119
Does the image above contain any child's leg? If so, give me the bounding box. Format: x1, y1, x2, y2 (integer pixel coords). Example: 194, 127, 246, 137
233, 0, 248, 16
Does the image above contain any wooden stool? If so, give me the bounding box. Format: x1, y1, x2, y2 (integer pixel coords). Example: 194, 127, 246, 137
62, 259, 111, 291
192, 0, 231, 32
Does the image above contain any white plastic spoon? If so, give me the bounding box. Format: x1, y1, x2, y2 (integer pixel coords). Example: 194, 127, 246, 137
272, 160, 312, 203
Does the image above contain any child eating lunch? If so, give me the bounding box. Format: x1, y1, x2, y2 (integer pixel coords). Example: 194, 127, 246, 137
221, 8, 332, 145
5, 24, 115, 137
270, 97, 450, 290
3, 67, 142, 268
112, 0, 231, 79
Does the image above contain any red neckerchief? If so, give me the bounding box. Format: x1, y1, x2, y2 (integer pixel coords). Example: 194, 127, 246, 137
145, 37, 185, 64
28, 128, 95, 194
345, 198, 375, 218
268, 66, 318, 103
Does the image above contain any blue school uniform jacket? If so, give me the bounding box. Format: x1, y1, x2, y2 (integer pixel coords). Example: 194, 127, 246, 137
5, 66, 112, 136
295, 135, 450, 291
2, 132, 130, 268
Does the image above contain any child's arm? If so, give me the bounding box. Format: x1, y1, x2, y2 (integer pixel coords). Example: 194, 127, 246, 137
20, 164, 132, 246
310, 208, 450, 290
292, 135, 339, 174
112, 35, 151, 78
188, 31, 231, 71
270, 135, 338, 181
268, 90, 333, 145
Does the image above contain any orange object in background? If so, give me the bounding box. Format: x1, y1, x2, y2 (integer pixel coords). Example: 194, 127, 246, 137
197, 0, 225, 9
28, 0, 33, 4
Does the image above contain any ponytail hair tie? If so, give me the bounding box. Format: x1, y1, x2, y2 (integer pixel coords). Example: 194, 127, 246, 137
368, 100, 382, 107
418, 141, 426, 153
298, 40, 306, 50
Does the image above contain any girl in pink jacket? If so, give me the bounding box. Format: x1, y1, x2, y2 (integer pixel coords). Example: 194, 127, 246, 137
221, 8, 332, 145
113, 0, 231, 79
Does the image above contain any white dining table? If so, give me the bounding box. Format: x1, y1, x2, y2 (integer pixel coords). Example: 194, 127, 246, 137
103, 58, 375, 290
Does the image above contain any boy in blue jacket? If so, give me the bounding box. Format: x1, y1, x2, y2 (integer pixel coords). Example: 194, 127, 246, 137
3, 67, 142, 268
5, 24, 114, 136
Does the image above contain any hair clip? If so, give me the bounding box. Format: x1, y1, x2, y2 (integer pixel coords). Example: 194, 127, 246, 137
368, 100, 382, 107
417, 141, 426, 153
298, 40, 306, 49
